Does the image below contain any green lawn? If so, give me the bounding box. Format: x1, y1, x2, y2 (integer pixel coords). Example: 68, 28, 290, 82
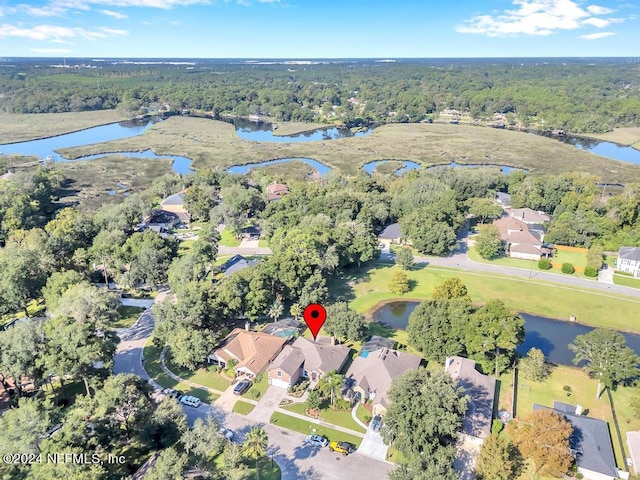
212, 453, 281, 480
346, 263, 640, 332
232, 400, 256, 415
164, 350, 231, 392
242, 374, 269, 401
613, 273, 640, 289
468, 247, 593, 278
177, 239, 195, 256
515, 365, 640, 470
258, 238, 270, 247
386, 447, 407, 465
270, 412, 363, 447
282, 402, 366, 433
113, 305, 144, 329
355, 404, 372, 426
220, 228, 241, 247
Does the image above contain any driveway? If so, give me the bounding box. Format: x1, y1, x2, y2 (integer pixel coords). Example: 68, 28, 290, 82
357, 427, 389, 461
119, 298, 154, 309
247, 385, 288, 423
453, 434, 482, 480
214, 384, 243, 413
182, 402, 395, 480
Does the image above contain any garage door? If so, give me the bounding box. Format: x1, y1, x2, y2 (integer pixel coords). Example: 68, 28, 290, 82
269, 377, 290, 389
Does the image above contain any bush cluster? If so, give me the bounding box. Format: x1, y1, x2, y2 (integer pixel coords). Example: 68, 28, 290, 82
561, 263, 575, 274
584, 266, 598, 277
538, 258, 552, 270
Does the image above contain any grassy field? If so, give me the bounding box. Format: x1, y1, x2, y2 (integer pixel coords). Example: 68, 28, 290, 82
52, 156, 173, 211
232, 400, 256, 415
613, 273, 640, 289
164, 351, 231, 392
0, 110, 126, 143
113, 305, 144, 328
56, 116, 640, 183
515, 365, 640, 470
242, 374, 269, 401
345, 263, 640, 332
582, 127, 640, 149
247, 160, 317, 181
220, 228, 241, 247
270, 122, 326, 136
270, 412, 363, 447
282, 402, 366, 433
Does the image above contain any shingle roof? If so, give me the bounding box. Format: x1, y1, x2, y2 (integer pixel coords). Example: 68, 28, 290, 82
508, 208, 551, 224
619, 247, 640, 262
496, 192, 511, 207
292, 337, 350, 374
533, 403, 618, 477
221, 255, 259, 276
161, 193, 185, 207
269, 345, 305, 376
378, 223, 402, 240
509, 243, 542, 255
445, 356, 496, 439
344, 348, 422, 408
213, 328, 286, 376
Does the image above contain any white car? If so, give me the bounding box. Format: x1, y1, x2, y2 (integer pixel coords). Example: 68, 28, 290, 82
219, 427, 234, 440
305, 434, 329, 447
180, 395, 201, 408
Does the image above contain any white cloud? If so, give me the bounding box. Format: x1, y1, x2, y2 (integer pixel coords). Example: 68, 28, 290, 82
456, 0, 623, 37
587, 5, 615, 14
30, 48, 72, 53
0, 23, 128, 41
59, 0, 209, 9
100, 9, 128, 19
581, 31, 615, 39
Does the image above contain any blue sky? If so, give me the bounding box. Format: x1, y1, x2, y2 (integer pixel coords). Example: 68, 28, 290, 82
0, 0, 638, 57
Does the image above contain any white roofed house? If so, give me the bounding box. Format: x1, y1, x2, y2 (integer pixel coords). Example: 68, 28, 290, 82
617, 247, 640, 278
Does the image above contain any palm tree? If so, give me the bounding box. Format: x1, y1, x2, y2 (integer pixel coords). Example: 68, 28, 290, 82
243, 427, 268, 480
290, 303, 303, 321
268, 300, 283, 322
318, 371, 343, 408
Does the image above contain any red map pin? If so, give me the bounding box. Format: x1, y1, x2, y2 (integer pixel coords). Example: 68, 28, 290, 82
303, 304, 327, 341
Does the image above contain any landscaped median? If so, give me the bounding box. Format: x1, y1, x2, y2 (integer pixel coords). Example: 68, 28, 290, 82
269, 412, 363, 448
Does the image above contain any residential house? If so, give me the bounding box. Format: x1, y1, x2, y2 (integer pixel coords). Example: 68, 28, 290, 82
444, 356, 496, 440
508, 207, 551, 225
241, 225, 263, 240
207, 327, 286, 377
493, 216, 551, 261
217, 254, 259, 276
617, 247, 640, 278
265, 182, 290, 202
268, 336, 350, 389
160, 192, 190, 223
378, 223, 404, 253
534, 402, 622, 480
343, 348, 422, 416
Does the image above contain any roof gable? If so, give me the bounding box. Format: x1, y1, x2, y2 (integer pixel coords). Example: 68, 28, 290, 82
619, 247, 640, 262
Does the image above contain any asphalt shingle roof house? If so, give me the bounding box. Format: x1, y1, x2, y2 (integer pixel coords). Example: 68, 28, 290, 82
533, 402, 621, 480
160, 192, 190, 223
493, 216, 551, 261
207, 328, 286, 377
617, 247, 640, 278
217, 255, 259, 276
378, 223, 406, 253
444, 356, 496, 440
343, 348, 422, 416
268, 336, 350, 389
508, 207, 551, 224
265, 182, 290, 202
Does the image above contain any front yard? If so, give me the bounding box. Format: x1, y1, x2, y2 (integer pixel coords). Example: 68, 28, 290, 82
164, 350, 231, 392
613, 273, 640, 289
113, 305, 145, 329
270, 412, 363, 447
282, 401, 366, 433
242, 373, 269, 401
232, 400, 256, 415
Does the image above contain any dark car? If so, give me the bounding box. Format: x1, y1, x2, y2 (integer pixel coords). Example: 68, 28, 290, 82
371, 415, 382, 432
233, 379, 252, 395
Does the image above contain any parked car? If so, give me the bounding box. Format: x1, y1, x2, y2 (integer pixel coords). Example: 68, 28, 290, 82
161, 387, 180, 398
371, 415, 382, 432
233, 379, 252, 395
180, 395, 201, 408
219, 427, 234, 440
305, 434, 329, 447
329, 441, 356, 455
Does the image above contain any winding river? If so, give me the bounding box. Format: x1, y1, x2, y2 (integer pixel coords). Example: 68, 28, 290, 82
1, 116, 639, 176
371, 300, 640, 366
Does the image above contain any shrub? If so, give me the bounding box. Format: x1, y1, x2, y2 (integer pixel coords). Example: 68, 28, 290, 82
491, 419, 504, 434
255, 372, 264, 383
538, 258, 552, 270
561, 263, 575, 274
334, 398, 351, 411
584, 266, 598, 277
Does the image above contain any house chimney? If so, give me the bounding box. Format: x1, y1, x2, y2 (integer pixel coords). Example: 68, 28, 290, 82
245, 321, 250, 331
